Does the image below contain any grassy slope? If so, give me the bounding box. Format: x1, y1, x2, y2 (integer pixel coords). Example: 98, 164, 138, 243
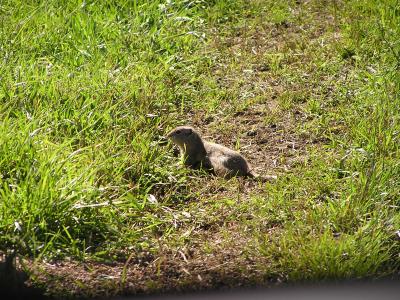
0, 0, 399, 297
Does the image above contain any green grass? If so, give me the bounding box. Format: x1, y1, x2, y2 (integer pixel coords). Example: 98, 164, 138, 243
0, 0, 399, 297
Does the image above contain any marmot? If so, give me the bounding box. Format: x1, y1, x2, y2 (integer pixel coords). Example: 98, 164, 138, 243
166, 126, 256, 178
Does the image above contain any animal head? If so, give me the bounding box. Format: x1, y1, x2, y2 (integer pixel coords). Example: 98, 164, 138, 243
166, 126, 197, 147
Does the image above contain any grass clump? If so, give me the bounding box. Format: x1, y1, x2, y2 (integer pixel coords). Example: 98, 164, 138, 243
0, 0, 215, 258
253, 0, 400, 281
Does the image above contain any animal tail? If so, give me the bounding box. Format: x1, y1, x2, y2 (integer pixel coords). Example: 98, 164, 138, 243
246, 170, 258, 178
247, 170, 277, 182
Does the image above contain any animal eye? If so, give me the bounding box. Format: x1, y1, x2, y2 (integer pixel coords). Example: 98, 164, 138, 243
175, 130, 181, 134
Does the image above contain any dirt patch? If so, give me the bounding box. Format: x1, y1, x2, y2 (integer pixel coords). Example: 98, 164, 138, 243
184, 2, 342, 187
24, 227, 275, 298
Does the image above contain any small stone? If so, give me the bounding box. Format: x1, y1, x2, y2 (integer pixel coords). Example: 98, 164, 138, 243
247, 130, 257, 136
147, 194, 158, 204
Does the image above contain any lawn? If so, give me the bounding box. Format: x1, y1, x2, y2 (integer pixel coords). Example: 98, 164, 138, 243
0, 0, 399, 297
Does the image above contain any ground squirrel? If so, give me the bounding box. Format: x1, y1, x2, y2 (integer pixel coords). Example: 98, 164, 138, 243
166, 126, 256, 178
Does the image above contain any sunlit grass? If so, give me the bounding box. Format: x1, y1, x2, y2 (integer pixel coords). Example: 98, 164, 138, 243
0, 0, 399, 296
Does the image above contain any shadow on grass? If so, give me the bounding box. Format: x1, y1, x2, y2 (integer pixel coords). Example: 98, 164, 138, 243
0, 252, 51, 300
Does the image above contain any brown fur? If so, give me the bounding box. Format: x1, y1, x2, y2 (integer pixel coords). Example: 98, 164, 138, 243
166, 126, 255, 179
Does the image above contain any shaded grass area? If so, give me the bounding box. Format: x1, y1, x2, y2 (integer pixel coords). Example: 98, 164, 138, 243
0, 0, 399, 297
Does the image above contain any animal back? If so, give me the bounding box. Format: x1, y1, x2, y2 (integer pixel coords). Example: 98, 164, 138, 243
204, 141, 251, 178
